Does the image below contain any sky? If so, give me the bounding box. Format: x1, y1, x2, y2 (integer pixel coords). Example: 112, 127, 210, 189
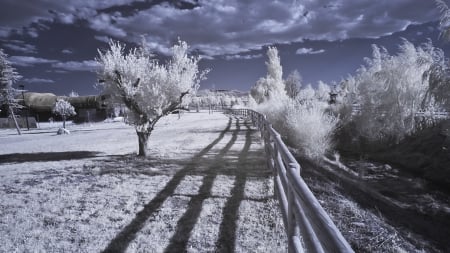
0, 0, 447, 96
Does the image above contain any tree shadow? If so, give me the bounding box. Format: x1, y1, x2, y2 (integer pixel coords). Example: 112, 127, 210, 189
102, 117, 272, 253
163, 118, 242, 253
102, 117, 234, 253
0, 151, 102, 164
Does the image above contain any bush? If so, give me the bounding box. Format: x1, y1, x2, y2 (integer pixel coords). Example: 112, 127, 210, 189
283, 100, 338, 160
337, 40, 446, 145
253, 94, 337, 160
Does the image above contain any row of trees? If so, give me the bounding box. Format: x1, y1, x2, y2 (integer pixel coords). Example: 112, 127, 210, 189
189, 91, 247, 112
250, 36, 450, 160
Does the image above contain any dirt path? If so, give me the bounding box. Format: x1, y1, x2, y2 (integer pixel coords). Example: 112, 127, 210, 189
103, 115, 285, 253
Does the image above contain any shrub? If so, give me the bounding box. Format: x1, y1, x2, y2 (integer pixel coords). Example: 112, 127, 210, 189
283, 99, 338, 160
337, 40, 446, 145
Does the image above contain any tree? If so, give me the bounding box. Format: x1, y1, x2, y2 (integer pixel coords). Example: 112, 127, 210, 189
436, 0, 450, 42
68, 90, 79, 97
285, 70, 302, 98
250, 47, 287, 104
97, 39, 208, 156
0, 48, 22, 135
52, 98, 76, 129
345, 40, 441, 143
315, 81, 331, 102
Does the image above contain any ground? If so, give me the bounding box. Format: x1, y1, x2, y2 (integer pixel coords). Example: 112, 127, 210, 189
0, 111, 286, 252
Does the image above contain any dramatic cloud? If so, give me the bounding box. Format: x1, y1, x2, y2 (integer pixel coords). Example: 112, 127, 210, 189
0, 0, 136, 37
296, 48, 325, 55
94, 0, 439, 56
9, 56, 58, 67
52, 60, 100, 72
23, 77, 55, 84
0, 1, 440, 56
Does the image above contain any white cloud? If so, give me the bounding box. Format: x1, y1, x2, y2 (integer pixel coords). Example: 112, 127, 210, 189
0, 0, 441, 56
103, 0, 439, 57
224, 54, 263, 60
23, 77, 55, 84
94, 35, 111, 43
88, 13, 127, 38
0, 0, 136, 37
2, 40, 37, 54
62, 49, 73, 54
52, 60, 100, 72
10, 56, 58, 67
295, 48, 325, 55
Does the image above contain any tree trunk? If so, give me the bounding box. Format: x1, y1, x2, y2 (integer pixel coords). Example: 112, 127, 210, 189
9, 106, 21, 135
63, 115, 66, 129
136, 130, 150, 156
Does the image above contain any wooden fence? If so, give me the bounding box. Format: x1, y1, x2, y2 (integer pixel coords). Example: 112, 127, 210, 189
229, 109, 354, 253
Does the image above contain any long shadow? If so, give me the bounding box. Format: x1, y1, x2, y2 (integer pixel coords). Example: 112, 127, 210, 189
214, 121, 252, 252
0, 151, 101, 164
102, 117, 233, 253
163, 118, 241, 252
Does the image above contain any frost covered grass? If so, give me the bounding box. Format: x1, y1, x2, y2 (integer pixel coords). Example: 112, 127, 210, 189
0, 111, 286, 252
305, 178, 424, 253
303, 165, 444, 253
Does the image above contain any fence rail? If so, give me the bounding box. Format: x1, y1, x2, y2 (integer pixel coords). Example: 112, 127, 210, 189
229, 109, 354, 253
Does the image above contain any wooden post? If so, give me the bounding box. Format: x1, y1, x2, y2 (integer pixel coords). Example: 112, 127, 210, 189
9, 106, 21, 135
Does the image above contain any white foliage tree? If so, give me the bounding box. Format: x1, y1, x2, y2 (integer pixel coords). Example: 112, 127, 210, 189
97, 39, 208, 156
316, 81, 331, 102
250, 47, 287, 104
436, 0, 450, 42
52, 98, 76, 129
285, 69, 302, 99
251, 47, 337, 160
0, 48, 22, 135
296, 84, 315, 105
346, 40, 442, 143
68, 90, 79, 97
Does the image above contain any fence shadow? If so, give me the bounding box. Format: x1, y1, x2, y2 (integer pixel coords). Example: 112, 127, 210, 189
102, 117, 234, 252
102, 116, 271, 253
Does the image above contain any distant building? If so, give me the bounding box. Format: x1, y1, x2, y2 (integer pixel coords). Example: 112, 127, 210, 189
0, 92, 109, 128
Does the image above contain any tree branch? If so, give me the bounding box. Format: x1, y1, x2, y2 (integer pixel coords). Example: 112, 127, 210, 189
113, 70, 148, 124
